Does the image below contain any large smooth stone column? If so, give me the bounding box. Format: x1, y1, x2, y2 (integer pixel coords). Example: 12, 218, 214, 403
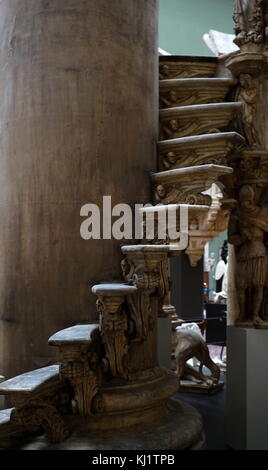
0, 0, 158, 377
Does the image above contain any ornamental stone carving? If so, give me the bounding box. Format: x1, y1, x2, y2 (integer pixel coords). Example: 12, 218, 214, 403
228, 185, 268, 326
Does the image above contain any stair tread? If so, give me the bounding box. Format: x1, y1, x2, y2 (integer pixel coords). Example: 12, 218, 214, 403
160, 101, 242, 118
158, 132, 245, 170
140, 204, 209, 214
152, 163, 233, 184
48, 324, 100, 346
0, 365, 60, 397
92, 283, 137, 296
160, 77, 236, 87
158, 131, 245, 148
121, 245, 172, 253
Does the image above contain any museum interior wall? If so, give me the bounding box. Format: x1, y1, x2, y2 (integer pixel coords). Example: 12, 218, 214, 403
159, 0, 234, 56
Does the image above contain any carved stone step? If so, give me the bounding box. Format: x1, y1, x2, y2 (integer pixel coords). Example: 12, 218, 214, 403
0, 365, 62, 407
152, 163, 233, 205
159, 56, 217, 80
159, 102, 242, 140
159, 78, 236, 109
91, 284, 138, 318
121, 244, 176, 268
158, 131, 245, 170
140, 203, 209, 248
140, 203, 209, 219
48, 324, 100, 348
121, 244, 172, 254
91, 283, 137, 296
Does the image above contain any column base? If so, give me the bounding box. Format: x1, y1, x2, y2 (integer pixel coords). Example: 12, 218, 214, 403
19, 399, 205, 450
179, 380, 224, 395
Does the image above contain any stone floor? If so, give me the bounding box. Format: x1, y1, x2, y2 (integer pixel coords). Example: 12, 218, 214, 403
176, 382, 226, 450
176, 345, 228, 450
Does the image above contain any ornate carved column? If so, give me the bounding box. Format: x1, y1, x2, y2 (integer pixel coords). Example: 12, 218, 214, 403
225, 0, 268, 327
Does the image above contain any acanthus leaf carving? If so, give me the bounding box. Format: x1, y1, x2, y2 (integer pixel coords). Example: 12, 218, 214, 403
97, 297, 129, 379
121, 256, 158, 338
60, 357, 98, 417
11, 402, 69, 443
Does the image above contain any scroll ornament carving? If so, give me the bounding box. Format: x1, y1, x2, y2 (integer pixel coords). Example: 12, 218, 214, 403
60, 354, 98, 417
160, 150, 226, 171
161, 151, 196, 170
154, 184, 211, 206
11, 402, 69, 443
159, 63, 216, 80
160, 118, 202, 139
121, 257, 159, 338
160, 91, 198, 109
228, 184, 268, 325
97, 298, 129, 379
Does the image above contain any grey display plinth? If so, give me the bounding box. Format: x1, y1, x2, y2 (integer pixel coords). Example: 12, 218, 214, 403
157, 317, 171, 369
227, 326, 268, 450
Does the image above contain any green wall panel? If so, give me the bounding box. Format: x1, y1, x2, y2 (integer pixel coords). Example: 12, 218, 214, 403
159, 0, 234, 56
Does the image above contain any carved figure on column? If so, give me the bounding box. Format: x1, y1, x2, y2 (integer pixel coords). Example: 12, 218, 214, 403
233, 0, 264, 46
228, 185, 268, 326
236, 74, 260, 147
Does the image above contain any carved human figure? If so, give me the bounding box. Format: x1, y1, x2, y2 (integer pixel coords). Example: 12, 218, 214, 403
228, 185, 268, 325
166, 119, 179, 137
233, 0, 264, 45
162, 152, 178, 170
155, 184, 166, 203
237, 74, 260, 147
233, 0, 248, 41
159, 64, 170, 80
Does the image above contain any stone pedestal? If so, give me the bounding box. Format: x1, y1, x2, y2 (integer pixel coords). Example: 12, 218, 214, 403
227, 326, 268, 450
